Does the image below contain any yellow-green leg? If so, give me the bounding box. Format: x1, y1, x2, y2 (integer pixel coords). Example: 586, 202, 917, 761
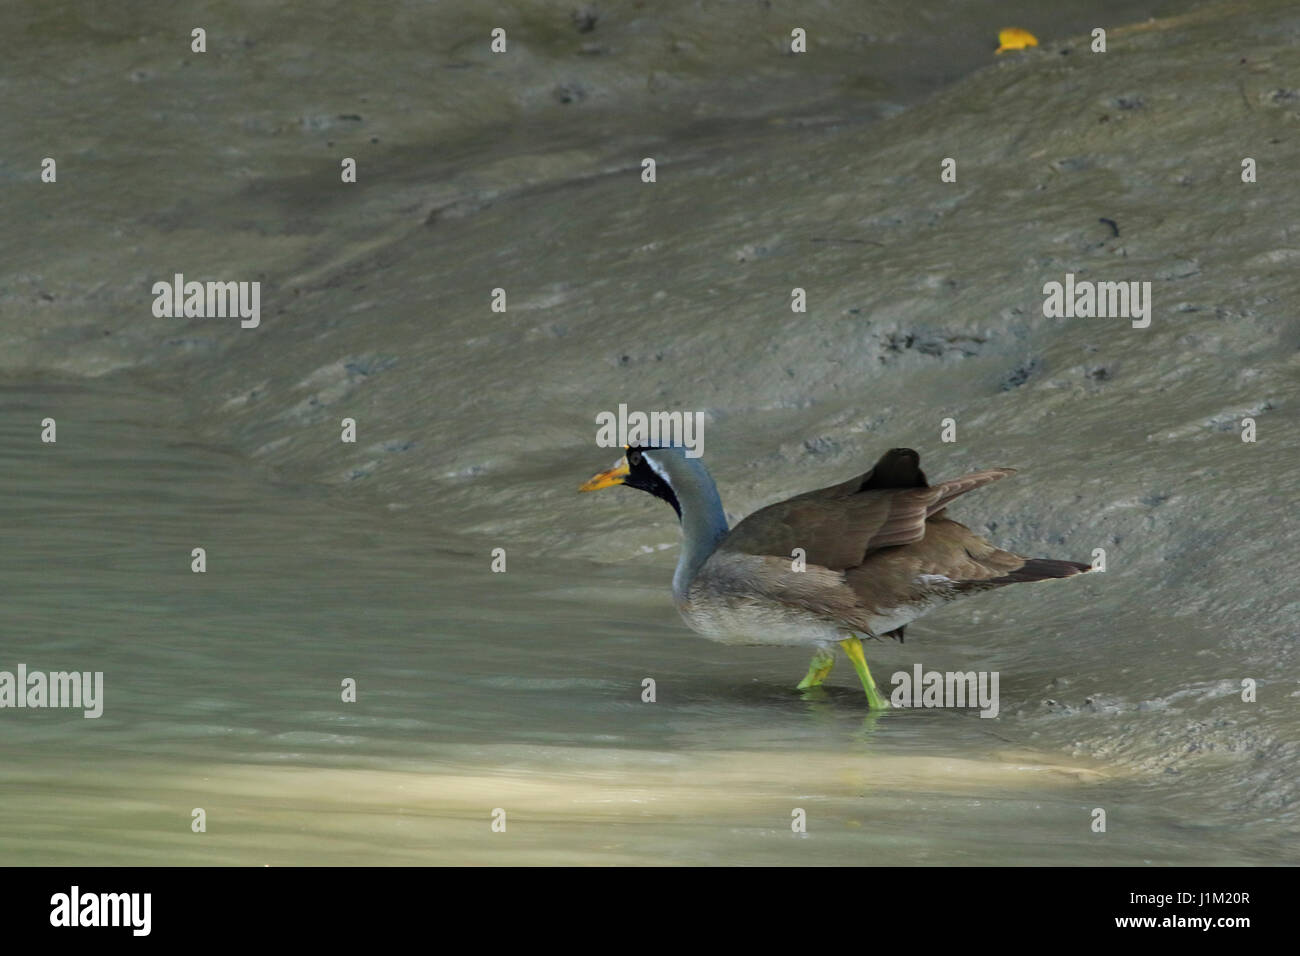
839, 636, 889, 710
796, 648, 836, 689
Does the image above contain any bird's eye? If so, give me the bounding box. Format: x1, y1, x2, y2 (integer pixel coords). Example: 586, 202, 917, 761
628, 449, 642, 467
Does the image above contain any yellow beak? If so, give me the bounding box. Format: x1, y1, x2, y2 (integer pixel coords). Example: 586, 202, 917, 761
579, 457, 630, 492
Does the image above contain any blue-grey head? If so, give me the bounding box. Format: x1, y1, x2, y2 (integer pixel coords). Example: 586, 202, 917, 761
578, 445, 721, 523
580, 445, 731, 600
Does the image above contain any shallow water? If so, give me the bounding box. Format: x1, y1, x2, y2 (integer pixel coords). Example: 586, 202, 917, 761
0, 380, 1283, 865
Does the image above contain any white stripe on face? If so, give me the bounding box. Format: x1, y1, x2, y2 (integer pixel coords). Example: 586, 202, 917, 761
643, 452, 673, 490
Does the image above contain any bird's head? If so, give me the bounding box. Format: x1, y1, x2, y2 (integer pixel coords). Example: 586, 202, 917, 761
578, 445, 690, 519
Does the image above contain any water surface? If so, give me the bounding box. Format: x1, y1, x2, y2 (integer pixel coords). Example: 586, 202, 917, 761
0, 381, 1276, 865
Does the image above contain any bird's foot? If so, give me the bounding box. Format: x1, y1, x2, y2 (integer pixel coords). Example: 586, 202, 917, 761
839, 636, 890, 710
795, 648, 836, 689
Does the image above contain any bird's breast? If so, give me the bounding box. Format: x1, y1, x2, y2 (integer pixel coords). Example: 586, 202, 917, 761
675, 593, 845, 647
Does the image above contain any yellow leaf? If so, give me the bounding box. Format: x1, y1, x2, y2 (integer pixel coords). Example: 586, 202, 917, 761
995, 27, 1039, 54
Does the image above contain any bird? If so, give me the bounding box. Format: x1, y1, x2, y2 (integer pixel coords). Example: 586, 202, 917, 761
579, 445, 1090, 707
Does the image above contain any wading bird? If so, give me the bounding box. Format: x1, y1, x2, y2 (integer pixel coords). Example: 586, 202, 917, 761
580, 446, 1089, 707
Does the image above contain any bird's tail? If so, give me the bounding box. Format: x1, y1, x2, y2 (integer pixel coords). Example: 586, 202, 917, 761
989, 558, 1092, 584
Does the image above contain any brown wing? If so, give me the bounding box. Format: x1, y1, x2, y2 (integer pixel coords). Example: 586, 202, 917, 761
718, 448, 1016, 572
719, 486, 942, 570
794, 447, 929, 498
696, 450, 1083, 637
847, 517, 1026, 589
844, 516, 1087, 602
926, 468, 1016, 517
